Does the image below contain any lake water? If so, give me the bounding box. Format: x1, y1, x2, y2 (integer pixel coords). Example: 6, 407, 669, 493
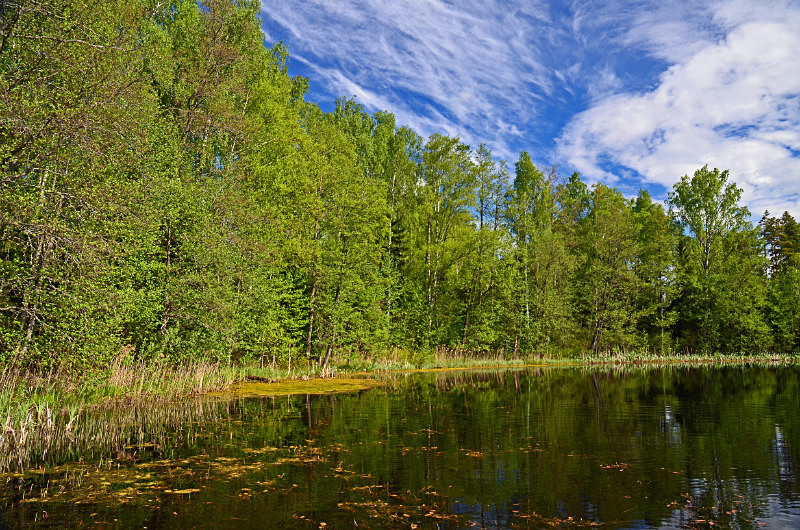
2, 365, 800, 528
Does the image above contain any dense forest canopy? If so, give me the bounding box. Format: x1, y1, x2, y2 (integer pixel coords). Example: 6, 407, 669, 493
1, 0, 798, 370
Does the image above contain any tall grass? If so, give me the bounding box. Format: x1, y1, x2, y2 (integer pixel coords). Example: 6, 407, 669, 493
1, 367, 81, 472
0, 372, 230, 473
105, 358, 239, 398
0, 360, 240, 473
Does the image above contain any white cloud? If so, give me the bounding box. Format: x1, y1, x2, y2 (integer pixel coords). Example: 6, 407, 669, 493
262, 0, 800, 217
558, 1, 800, 217
586, 66, 624, 101
623, 2, 722, 63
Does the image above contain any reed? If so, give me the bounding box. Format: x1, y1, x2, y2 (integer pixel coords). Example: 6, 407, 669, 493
105, 358, 239, 398
0, 360, 236, 473
0, 367, 80, 473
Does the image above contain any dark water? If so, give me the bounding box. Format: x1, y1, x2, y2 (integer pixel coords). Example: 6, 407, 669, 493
3, 365, 800, 528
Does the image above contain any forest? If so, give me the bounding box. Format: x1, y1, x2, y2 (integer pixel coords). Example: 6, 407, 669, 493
2, 0, 799, 373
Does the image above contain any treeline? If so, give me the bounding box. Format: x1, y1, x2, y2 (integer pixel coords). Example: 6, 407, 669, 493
1, 0, 799, 370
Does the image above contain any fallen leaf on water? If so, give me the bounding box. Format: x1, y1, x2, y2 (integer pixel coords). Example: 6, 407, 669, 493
600, 463, 630, 470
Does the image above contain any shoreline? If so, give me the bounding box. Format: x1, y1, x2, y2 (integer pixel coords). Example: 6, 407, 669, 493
2, 353, 799, 473
4, 351, 800, 405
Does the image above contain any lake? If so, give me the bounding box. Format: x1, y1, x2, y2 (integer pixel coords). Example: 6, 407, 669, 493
2, 365, 800, 528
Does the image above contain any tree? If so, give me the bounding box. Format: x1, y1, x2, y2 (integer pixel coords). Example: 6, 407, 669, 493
406, 135, 477, 346
574, 184, 639, 354
456, 145, 510, 352
554, 172, 591, 250
505, 154, 573, 355
0, 0, 163, 366
760, 211, 800, 275
668, 166, 748, 274
632, 191, 679, 354
761, 212, 800, 352
668, 166, 769, 353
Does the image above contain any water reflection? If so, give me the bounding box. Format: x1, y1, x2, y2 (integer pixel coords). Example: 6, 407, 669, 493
1, 365, 800, 528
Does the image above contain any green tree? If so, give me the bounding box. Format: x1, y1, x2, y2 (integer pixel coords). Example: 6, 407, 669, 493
760, 211, 800, 274
760, 212, 800, 352
456, 145, 510, 352
574, 184, 639, 354
0, 0, 165, 366
632, 191, 679, 354
554, 172, 591, 251
505, 154, 573, 354
405, 135, 477, 346
668, 166, 769, 353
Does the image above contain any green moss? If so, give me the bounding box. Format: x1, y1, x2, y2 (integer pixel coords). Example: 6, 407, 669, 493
210, 377, 384, 398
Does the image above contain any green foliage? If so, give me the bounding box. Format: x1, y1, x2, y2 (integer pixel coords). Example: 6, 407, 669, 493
0, 0, 790, 370
668, 166, 770, 353
574, 184, 640, 354
762, 212, 800, 352
505, 154, 573, 355
632, 191, 679, 354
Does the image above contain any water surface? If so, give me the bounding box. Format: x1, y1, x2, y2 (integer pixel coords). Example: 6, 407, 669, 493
2, 365, 800, 528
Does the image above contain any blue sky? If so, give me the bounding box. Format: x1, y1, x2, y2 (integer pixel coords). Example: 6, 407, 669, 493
260, 0, 800, 217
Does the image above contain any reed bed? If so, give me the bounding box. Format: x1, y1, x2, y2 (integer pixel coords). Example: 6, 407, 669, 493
105, 358, 239, 398
0, 389, 228, 473
0, 357, 348, 473
0, 361, 239, 473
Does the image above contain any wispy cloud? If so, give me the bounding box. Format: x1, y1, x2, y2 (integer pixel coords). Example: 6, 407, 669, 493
260, 0, 577, 159
262, 1, 800, 217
